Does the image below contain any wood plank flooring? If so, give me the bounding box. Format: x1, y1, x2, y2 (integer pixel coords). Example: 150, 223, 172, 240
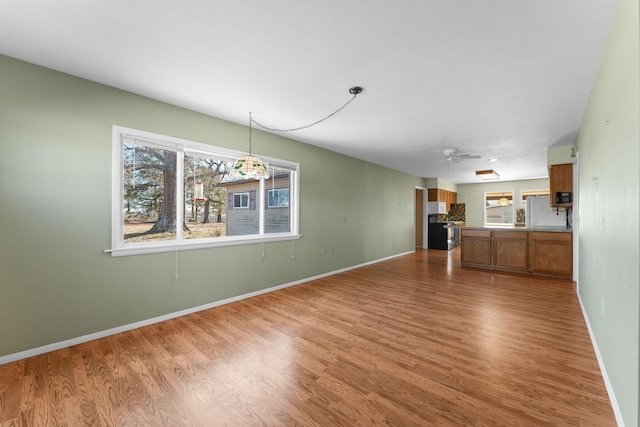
0, 248, 616, 426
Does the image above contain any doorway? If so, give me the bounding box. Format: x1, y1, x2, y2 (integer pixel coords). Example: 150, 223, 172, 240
415, 187, 427, 248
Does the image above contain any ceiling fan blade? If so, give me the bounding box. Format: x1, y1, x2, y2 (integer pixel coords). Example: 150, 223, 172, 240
454, 154, 481, 160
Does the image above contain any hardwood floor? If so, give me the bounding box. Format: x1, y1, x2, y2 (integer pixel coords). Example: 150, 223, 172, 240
0, 248, 616, 426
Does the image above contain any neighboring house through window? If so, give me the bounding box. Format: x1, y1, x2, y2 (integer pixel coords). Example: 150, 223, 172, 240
222, 172, 292, 236
111, 125, 300, 256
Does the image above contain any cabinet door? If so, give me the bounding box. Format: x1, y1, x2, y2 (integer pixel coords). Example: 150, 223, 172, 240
461, 230, 491, 265
529, 232, 572, 278
549, 163, 572, 207
492, 231, 528, 270
427, 188, 438, 202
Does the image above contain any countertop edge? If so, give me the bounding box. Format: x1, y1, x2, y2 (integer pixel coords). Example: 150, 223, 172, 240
447, 225, 572, 233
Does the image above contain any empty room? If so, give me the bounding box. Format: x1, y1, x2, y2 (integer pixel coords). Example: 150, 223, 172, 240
0, 0, 638, 425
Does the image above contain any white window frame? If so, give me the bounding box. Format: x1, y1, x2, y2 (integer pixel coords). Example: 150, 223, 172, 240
233, 192, 250, 209
268, 188, 289, 208
484, 191, 515, 227
110, 125, 300, 257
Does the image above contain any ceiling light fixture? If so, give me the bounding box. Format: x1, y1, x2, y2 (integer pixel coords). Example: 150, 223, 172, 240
476, 169, 500, 180
232, 112, 270, 179
233, 86, 364, 180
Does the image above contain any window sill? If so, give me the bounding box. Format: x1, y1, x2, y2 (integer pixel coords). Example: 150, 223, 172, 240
106, 233, 302, 257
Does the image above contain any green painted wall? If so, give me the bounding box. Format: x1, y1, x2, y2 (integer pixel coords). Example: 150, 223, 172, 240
547, 145, 574, 167
574, 0, 640, 424
456, 178, 550, 227
0, 54, 426, 358
426, 178, 458, 193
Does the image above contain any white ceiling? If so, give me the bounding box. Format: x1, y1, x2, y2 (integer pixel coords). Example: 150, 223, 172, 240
0, 0, 617, 183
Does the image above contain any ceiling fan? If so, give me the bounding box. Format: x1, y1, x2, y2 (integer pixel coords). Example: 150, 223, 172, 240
442, 148, 481, 162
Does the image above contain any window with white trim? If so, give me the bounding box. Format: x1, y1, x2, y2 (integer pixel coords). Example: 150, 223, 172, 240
484, 191, 514, 227
268, 189, 289, 208
233, 193, 249, 209
111, 126, 300, 256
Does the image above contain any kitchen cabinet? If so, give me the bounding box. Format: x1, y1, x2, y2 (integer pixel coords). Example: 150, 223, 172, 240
549, 163, 572, 207
492, 230, 528, 271
428, 188, 457, 212
529, 232, 573, 277
460, 229, 491, 266
460, 228, 572, 279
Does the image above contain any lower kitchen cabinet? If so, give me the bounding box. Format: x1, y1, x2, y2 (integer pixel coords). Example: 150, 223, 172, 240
493, 230, 528, 270
529, 231, 573, 277
460, 229, 572, 279
461, 230, 491, 265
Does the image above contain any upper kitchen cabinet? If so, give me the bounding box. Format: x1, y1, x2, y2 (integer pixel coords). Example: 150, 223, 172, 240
549, 163, 573, 207
428, 188, 457, 212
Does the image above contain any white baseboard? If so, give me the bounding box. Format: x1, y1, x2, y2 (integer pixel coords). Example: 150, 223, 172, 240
577, 292, 625, 426
0, 250, 414, 366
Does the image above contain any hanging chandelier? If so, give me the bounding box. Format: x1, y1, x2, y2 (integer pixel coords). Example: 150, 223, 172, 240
232, 86, 363, 180
232, 112, 270, 179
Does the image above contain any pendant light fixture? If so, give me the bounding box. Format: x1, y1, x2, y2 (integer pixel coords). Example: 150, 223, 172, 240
232, 112, 270, 179
232, 86, 363, 180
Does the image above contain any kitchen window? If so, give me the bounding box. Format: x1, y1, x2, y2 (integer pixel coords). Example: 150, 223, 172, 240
484, 191, 514, 227
110, 125, 300, 256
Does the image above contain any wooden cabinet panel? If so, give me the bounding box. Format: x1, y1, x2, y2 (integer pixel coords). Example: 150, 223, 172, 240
549, 163, 572, 207
461, 230, 491, 265
427, 188, 438, 202
492, 231, 528, 270
460, 229, 572, 279
530, 231, 571, 242
462, 230, 490, 238
529, 232, 572, 278
461, 237, 492, 265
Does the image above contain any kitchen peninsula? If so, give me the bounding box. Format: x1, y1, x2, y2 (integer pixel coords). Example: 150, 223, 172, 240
455, 226, 573, 279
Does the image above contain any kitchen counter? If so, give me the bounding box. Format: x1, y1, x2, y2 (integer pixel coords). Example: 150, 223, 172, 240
445, 225, 571, 233
459, 227, 573, 279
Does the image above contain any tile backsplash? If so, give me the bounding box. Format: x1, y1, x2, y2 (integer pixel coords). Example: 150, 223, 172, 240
447, 203, 466, 222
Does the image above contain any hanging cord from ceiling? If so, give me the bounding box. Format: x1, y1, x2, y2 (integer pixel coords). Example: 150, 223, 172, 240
250, 86, 363, 133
